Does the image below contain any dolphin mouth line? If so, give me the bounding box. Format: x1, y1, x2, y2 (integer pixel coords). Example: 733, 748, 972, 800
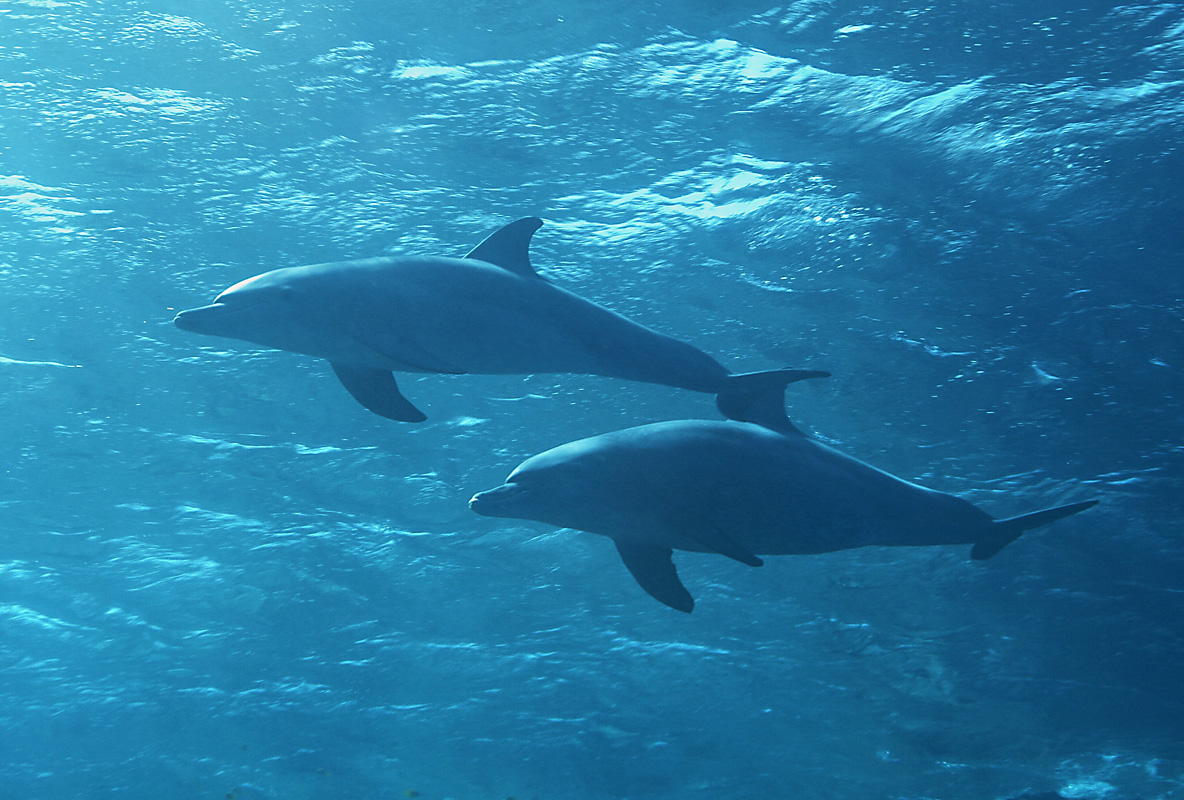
469, 482, 527, 515
174, 303, 226, 325
174, 301, 256, 332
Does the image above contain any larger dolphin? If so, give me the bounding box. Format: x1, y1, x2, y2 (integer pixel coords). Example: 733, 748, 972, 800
174, 217, 804, 423
469, 373, 1099, 612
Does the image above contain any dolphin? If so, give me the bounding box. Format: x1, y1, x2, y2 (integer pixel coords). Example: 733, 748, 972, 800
174, 217, 807, 423
469, 372, 1099, 612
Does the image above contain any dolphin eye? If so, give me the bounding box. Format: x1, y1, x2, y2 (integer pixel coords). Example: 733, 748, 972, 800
273, 285, 299, 303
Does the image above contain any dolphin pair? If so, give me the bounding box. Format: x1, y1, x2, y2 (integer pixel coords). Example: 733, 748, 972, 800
470, 372, 1098, 612
176, 217, 1098, 612
174, 217, 800, 424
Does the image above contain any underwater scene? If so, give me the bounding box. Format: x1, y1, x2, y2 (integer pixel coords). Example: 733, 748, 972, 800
2, 1, 1183, 798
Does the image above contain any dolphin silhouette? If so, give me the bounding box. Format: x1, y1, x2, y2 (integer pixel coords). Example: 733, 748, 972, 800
470, 372, 1099, 612
174, 217, 809, 423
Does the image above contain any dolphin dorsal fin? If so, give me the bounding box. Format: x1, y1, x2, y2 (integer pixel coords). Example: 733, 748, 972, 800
464, 217, 544, 278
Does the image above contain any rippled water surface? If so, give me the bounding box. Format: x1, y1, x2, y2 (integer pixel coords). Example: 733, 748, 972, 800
2, 1, 1183, 798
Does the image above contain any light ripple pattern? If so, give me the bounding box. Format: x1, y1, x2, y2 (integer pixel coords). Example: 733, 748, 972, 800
0, 2, 1182, 799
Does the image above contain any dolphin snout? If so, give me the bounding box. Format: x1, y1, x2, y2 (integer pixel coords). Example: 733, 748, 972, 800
173, 303, 229, 334
469, 483, 527, 517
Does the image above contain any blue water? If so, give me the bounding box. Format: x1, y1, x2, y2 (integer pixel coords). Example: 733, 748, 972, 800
2, 1, 1182, 798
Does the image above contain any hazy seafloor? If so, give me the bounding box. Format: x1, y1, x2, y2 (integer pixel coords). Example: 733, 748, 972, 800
2, 1, 1182, 798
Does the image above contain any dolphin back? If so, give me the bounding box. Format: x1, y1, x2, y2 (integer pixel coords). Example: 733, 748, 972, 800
970, 499, 1099, 560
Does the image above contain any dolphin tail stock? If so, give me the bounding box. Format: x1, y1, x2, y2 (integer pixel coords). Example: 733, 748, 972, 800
330, 363, 428, 422
715, 369, 830, 435
970, 499, 1100, 560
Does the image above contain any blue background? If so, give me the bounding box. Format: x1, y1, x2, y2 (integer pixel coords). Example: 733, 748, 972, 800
1, 1, 1181, 798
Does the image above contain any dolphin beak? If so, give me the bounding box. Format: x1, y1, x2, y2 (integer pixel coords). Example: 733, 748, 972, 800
469, 483, 527, 517
174, 303, 229, 334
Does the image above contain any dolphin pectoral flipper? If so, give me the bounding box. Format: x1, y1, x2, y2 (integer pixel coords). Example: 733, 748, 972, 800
463, 217, 544, 278
330, 363, 427, 422
613, 540, 694, 613
716, 369, 831, 435
971, 499, 1100, 560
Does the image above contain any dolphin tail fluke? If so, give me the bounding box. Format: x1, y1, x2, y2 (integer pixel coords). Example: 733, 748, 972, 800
613, 540, 694, 613
971, 499, 1099, 560
330, 363, 428, 422
716, 369, 830, 435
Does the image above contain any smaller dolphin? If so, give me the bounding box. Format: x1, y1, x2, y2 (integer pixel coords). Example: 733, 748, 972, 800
174, 217, 805, 423
469, 373, 1099, 612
